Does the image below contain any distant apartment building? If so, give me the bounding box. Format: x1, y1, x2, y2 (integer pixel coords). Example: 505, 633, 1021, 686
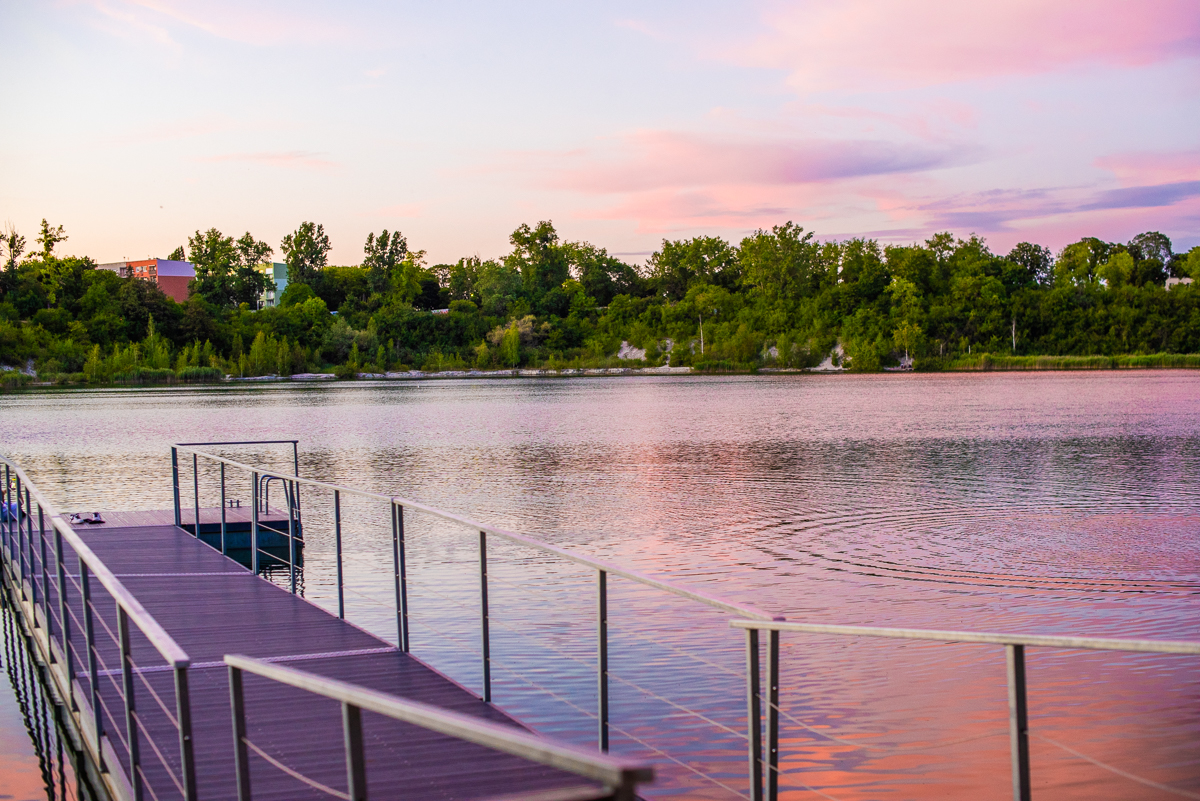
95, 259, 195, 303
255, 262, 289, 308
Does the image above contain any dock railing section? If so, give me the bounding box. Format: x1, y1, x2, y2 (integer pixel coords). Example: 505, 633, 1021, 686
174, 443, 1200, 801
225, 653, 654, 801
2, 457, 197, 801
175, 442, 781, 798
730, 619, 1200, 801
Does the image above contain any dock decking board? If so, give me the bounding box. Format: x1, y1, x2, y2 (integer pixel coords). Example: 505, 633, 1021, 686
5, 515, 606, 801
69, 507, 294, 532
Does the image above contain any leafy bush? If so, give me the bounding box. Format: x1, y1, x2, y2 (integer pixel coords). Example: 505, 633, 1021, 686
176, 366, 224, 383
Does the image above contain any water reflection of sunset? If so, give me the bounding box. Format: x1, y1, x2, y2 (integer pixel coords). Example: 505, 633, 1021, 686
1, 372, 1197, 798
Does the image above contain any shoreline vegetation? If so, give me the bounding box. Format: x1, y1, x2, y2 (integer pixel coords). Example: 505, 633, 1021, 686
6, 352, 1200, 390
3, 218, 1200, 391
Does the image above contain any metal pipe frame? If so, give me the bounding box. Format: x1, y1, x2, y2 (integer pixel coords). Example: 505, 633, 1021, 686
119, 607, 144, 801
1006, 644, 1030, 801
732, 619, 1200, 801
597, 570, 609, 753
287, 480, 297, 593
745, 628, 762, 801
396, 504, 409, 652
220, 463, 228, 555
250, 471, 260, 575
229, 665, 252, 801
0, 454, 195, 801
192, 453, 200, 537
335, 491, 344, 619
479, 530, 491, 703
80, 560, 104, 770
224, 654, 653, 798
177, 446, 779, 623
171, 447, 181, 528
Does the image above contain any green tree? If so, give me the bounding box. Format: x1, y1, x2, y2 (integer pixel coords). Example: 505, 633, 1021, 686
362, 230, 408, 295
1185, 247, 1200, 281
1098, 252, 1135, 287
649, 236, 738, 301
35, 219, 67, 261
188, 229, 270, 308
739, 222, 821, 302
500, 324, 520, 367
1006, 242, 1054, 287
281, 222, 331, 287
3, 223, 26, 272
506, 221, 568, 303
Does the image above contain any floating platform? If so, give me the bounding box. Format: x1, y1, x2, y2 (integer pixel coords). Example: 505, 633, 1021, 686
6, 514, 624, 800
70, 507, 301, 554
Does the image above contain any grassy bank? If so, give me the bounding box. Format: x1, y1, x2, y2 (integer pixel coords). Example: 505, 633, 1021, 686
925, 353, 1200, 371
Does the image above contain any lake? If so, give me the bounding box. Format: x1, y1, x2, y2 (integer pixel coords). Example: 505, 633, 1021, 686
1, 372, 1198, 800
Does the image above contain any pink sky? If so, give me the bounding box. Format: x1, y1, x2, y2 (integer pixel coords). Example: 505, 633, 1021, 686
1, 1, 1197, 264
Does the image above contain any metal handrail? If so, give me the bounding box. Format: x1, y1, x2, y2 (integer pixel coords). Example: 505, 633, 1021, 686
730, 618, 1200, 801
172, 440, 299, 529
177, 440, 771, 795
225, 654, 654, 801
728, 619, 1200, 654
1, 458, 189, 666
1, 455, 196, 801
174, 445, 778, 622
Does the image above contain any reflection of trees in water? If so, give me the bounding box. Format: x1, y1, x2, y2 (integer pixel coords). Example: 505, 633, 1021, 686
1, 588, 97, 801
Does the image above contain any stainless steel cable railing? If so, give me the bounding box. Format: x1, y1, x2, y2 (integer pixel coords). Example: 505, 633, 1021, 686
174, 442, 777, 755
172, 442, 1200, 801
2, 457, 197, 801
730, 618, 1200, 801
226, 653, 653, 801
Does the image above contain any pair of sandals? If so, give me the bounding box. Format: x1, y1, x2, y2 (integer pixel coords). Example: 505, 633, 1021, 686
68, 512, 106, 525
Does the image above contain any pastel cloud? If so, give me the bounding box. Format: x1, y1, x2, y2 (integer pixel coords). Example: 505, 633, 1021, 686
1095, 150, 1200, 186
732, 0, 1200, 91
511, 130, 976, 194
1080, 181, 1200, 211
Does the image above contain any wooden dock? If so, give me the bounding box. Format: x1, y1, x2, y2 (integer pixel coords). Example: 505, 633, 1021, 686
4, 509, 630, 801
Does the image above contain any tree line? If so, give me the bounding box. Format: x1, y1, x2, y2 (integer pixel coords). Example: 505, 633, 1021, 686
2, 216, 1199, 384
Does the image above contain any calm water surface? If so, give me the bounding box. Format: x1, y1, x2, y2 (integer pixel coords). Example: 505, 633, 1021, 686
1, 372, 1197, 800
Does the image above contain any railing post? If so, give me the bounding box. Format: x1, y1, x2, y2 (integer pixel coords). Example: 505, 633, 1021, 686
393, 503, 408, 651
228, 665, 252, 801
39, 506, 50, 646
174, 665, 197, 801
220, 462, 227, 555
291, 441, 301, 519
54, 525, 75, 711
80, 561, 104, 768
15, 474, 26, 597
171, 447, 181, 528
1, 465, 8, 555
766, 629, 779, 801
25, 487, 37, 614
287, 480, 297, 594
335, 491, 344, 619
343, 702, 368, 801
118, 606, 143, 801
597, 569, 609, 753
251, 472, 259, 575
746, 627, 763, 801
1006, 644, 1031, 801
192, 453, 200, 537
4, 466, 13, 557
479, 530, 491, 703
